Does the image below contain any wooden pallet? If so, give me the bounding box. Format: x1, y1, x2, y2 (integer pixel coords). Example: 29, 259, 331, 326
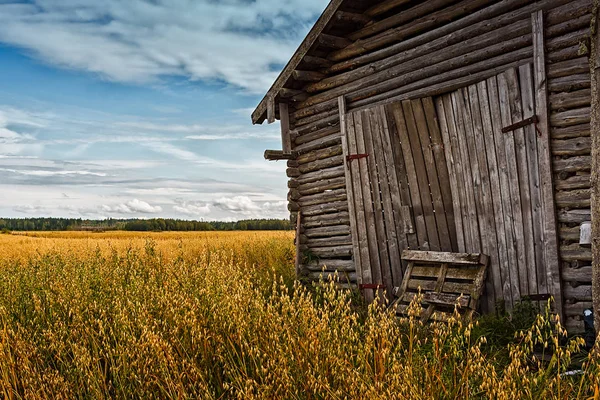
391, 250, 489, 322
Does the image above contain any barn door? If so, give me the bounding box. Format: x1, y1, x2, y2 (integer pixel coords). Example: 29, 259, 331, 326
341, 98, 456, 301
434, 64, 556, 311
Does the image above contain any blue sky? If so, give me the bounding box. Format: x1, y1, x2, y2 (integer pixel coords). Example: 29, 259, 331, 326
0, 0, 328, 220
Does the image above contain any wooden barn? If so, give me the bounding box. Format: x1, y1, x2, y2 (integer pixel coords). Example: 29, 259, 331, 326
252, 0, 595, 332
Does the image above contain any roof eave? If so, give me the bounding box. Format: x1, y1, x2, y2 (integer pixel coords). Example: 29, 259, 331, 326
251, 0, 345, 125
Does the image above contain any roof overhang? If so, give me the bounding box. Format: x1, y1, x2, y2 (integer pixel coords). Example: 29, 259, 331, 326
251, 0, 345, 125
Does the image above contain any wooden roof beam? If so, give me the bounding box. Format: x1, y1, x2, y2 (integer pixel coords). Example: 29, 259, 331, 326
318, 34, 352, 49
303, 55, 334, 68
365, 0, 412, 17
335, 10, 372, 25
292, 70, 326, 82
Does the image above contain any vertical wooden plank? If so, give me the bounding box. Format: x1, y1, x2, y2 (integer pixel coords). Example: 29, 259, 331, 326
498, 71, 524, 306
467, 84, 499, 312
365, 108, 393, 295
437, 95, 467, 253
338, 96, 362, 286
505, 68, 537, 299
402, 100, 440, 251
532, 10, 563, 320
423, 97, 458, 252
267, 95, 276, 124
451, 90, 481, 252
355, 111, 383, 299
374, 106, 406, 288
477, 80, 512, 311
519, 64, 545, 296
392, 103, 428, 249
487, 76, 519, 309
385, 104, 419, 251
411, 99, 453, 252
279, 103, 292, 153
346, 111, 374, 302
295, 211, 302, 276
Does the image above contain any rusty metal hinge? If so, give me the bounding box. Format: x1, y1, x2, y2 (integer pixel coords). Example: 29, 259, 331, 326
346, 153, 368, 162
502, 115, 542, 137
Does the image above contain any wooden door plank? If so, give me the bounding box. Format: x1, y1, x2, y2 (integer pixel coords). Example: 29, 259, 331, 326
346, 112, 374, 302
505, 67, 537, 299
532, 10, 563, 320
411, 98, 453, 252
497, 71, 524, 305
467, 84, 499, 312
364, 108, 393, 295
423, 97, 458, 252
338, 96, 362, 285
393, 103, 428, 248
374, 106, 406, 288
354, 111, 383, 296
476, 80, 512, 310
402, 100, 440, 251
437, 95, 467, 253
385, 104, 419, 250
487, 76, 519, 309
519, 64, 545, 296
451, 90, 481, 252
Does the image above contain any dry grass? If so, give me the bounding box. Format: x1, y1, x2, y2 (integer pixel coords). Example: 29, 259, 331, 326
0, 231, 598, 399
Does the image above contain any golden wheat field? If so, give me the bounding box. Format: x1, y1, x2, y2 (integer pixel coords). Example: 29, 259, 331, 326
0, 230, 598, 399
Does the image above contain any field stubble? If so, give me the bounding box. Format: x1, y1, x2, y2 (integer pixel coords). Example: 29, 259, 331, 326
0, 231, 598, 399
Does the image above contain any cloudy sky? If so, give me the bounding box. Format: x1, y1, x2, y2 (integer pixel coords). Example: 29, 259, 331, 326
0, 0, 328, 220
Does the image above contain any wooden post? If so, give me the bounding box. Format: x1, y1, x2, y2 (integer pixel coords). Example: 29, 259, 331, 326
532, 10, 564, 321
295, 211, 302, 277
590, 1, 600, 331
267, 95, 276, 124
279, 103, 292, 154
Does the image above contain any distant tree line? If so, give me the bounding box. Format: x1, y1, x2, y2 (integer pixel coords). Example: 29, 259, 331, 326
0, 218, 291, 232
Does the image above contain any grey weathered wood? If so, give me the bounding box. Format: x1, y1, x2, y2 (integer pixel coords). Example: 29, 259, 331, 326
363, 109, 392, 294
487, 75, 519, 308
303, 211, 350, 228
384, 104, 419, 250
392, 103, 428, 247
292, 70, 325, 82
547, 57, 589, 79
355, 111, 384, 295
279, 103, 292, 153
451, 89, 482, 253
317, 33, 351, 49
423, 97, 458, 252
300, 200, 348, 217
371, 106, 404, 289
520, 63, 547, 295
412, 98, 452, 252
555, 174, 590, 190
267, 96, 276, 124
466, 84, 499, 311
264, 150, 297, 160
550, 107, 591, 127
403, 100, 438, 249
533, 10, 564, 320
297, 176, 346, 196
549, 88, 591, 111
476, 80, 511, 310
505, 67, 537, 297
297, 188, 346, 207
295, 165, 345, 185
402, 250, 489, 265
498, 69, 526, 302
346, 111, 373, 300
295, 211, 302, 276
303, 225, 350, 238
436, 95, 467, 253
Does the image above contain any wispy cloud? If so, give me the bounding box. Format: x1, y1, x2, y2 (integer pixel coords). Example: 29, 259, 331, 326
101, 199, 162, 214
0, 0, 327, 93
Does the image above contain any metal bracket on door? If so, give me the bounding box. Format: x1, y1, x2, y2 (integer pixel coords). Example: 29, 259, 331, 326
501, 115, 542, 137
346, 153, 369, 162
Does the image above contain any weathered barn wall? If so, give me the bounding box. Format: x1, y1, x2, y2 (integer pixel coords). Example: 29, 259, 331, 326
270, 0, 592, 331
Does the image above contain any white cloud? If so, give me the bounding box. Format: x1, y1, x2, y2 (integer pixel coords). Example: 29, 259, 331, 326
173, 201, 211, 216
101, 198, 162, 214
212, 195, 286, 218
0, 0, 328, 93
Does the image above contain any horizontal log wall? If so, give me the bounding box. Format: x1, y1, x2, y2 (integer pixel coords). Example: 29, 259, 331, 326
284, 0, 593, 325
545, 0, 592, 333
